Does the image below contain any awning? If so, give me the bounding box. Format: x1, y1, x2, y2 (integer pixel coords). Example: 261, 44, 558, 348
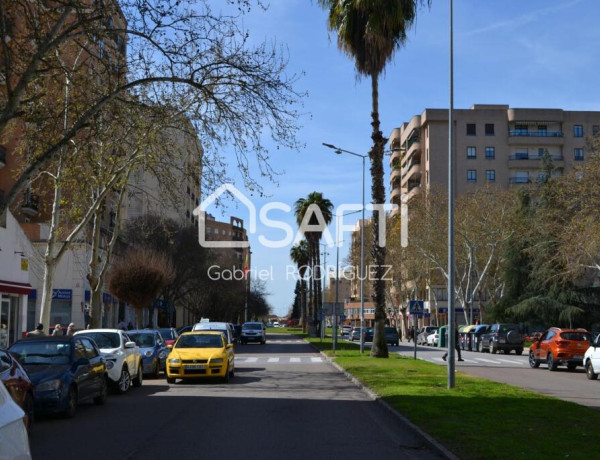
0, 280, 33, 295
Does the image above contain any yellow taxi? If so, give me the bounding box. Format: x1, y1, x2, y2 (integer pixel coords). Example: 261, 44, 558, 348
166, 331, 234, 384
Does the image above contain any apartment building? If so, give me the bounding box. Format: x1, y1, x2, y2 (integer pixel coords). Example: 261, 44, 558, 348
388, 104, 600, 323
389, 104, 600, 213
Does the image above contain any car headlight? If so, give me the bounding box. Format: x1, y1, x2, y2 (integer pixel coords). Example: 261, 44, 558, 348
106, 360, 115, 369
168, 358, 181, 364
144, 350, 154, 358
211, 358, 224, 363
37, 379, 62, 391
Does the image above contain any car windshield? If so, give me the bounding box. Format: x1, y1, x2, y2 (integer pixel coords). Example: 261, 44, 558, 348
10, 341, 71, 365
157, 329, 176, 340
78, 332, 120, 349
385, 327, 397, 333
129, 333, 156, 348
176, 335, 223, 348
500, 325, 518, 333
243, 323, 262, 330
561, 332, 591, 341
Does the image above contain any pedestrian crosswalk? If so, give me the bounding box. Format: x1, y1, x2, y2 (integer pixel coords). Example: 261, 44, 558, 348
430, 356, 526, 366
234, 356, 324, 364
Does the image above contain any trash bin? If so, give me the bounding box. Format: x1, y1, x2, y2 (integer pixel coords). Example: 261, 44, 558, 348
438, 325, 448, 348
462, 325, 476, 351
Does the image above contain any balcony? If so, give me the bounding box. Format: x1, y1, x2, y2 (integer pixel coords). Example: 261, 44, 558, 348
508, 153, 565, 169
509, 130, 563, 137
508, 177, 531, 185
21, 193, 40, 217
0, 145, 6, 169
508, 129, 564, 146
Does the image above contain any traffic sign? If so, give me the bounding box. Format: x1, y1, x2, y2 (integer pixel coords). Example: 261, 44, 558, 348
409, 300, 424, 314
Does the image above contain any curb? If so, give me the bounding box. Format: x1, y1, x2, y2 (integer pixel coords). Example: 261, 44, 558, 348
307, 341, 460, 460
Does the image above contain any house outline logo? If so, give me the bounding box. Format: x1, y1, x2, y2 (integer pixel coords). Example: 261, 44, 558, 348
194, 183, 255, 248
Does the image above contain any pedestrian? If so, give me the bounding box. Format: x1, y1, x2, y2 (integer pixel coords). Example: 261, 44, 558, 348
66, 323, 76, 336
127, 322, 134, 330
407, 326, 414, 343
117, 320, 126, 331
52, 324, 62, 336
28, 323, 46, 337
442, 326, 464, 362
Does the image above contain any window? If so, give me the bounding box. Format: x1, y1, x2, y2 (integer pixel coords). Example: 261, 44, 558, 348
467, 169, 477, 182
466, 123, 476, 136
593, 125, 599, 136
467, 146, 477, 159
537, 124, 547, 136
538, 148, 545, 157
485, 146, 495, 159
485, 170, 495, 182
574, 148, 584, 161
573, 125, 583, 137
485, 123, 495, 136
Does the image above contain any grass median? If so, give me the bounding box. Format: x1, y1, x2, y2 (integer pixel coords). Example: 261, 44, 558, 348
302, 336, 600, 460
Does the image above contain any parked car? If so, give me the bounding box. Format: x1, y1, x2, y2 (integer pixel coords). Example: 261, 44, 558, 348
349, 327, 362, 342
192, 322, 235, 345
74, 329, 143, 393
156, 328, 179, 347
384, 327, 400, 346
9, 336, 108, 418
363, 328, 374, 342
166, 332, 235, 384
341, 325, 352, 336
427, 331, 440, 346
584, 333, 600, 380
478, 323, 524, 355
232, 324, 242, 343
529, 327, 592, 371
471, 324, 489, 352
417, 326, 438, 345
126, 330, 168, 378
0, 380, 31, 460
240, 322, 266, 345
0, 348, 34, 432
177, 325, 193, 335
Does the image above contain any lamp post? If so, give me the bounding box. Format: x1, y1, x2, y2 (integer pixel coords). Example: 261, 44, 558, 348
320, 243, 329, 342
323, 143, 367, 354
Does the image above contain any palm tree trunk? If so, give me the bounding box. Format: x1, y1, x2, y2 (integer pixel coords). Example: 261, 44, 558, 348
369, 73, 388, 358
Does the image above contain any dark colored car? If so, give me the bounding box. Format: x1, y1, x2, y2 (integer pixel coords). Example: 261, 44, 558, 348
0, 348, 34, 431
9, 336, 108, 418
177, 325, 193, 335
127, 330, 168, 377
478, 323, 524, 355
156, 328, 179, 347
364, 328, 374, 342
471, 324, 489, 352
232, 324, 242, 343
384, 327, 400, 346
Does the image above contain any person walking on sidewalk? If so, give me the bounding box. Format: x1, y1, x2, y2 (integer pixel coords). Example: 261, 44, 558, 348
442, 326, 464, 361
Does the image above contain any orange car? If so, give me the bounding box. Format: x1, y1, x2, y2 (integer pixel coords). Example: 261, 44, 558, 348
529, 327, 592, 371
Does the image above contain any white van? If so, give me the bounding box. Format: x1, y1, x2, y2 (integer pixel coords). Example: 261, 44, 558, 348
192, 322, 234, 344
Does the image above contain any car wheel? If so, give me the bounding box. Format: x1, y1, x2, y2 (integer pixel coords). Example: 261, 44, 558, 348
547, 352, 557, 371
166, 377, 176, 384
23, 392, 34, 433
115, 367, 131, 394
490, 341, 497, 354
261, 340, 266, 345
567, 363, 577, 371
64, 386, 77, 418
478, 340, 483, 353
94, 378, 108, 405
222, 365, 230, 383
132, 363, 143, 387
586, 360, 598, 380
151, 360, 160, 379
529, 350, 540, 368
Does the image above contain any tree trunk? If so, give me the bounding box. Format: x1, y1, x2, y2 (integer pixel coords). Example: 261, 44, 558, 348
88, 206, 103, 328
369, 73, 388, 358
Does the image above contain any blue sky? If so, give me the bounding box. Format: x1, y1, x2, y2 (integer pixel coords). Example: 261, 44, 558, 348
205, 0, 600, 317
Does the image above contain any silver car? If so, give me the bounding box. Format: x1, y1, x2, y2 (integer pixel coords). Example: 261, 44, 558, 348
240, 322, 266, 344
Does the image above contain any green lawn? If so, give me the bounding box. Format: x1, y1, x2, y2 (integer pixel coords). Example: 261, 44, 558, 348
307, 337, 600, 460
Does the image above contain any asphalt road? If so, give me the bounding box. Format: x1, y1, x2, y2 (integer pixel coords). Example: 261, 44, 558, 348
391, 340, 600, 409
29, 334, 448, 460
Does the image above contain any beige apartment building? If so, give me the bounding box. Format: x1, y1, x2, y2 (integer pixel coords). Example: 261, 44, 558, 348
389, 104, 600, 213
388, 104, 600, 325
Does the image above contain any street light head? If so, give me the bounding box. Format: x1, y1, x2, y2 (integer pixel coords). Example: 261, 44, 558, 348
322, 143, 336, 149
335, 150, 342, 155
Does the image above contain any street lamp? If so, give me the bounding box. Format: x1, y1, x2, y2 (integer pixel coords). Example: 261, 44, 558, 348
323, 142, 367, 354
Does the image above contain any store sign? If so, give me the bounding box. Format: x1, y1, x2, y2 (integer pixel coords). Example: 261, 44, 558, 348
52, 289, 72, 300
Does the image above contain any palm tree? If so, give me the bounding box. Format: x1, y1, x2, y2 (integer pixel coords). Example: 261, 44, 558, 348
318, 0, 429, 357
290, 239, 309, 332
294, 192, 334, 336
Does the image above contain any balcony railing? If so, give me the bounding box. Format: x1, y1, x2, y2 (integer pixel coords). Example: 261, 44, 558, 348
509, 153, 564, 161
21, 193, 40, 216
509, 130, 563, 137
407, 136, 420, 150
508, 177, 531, 184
